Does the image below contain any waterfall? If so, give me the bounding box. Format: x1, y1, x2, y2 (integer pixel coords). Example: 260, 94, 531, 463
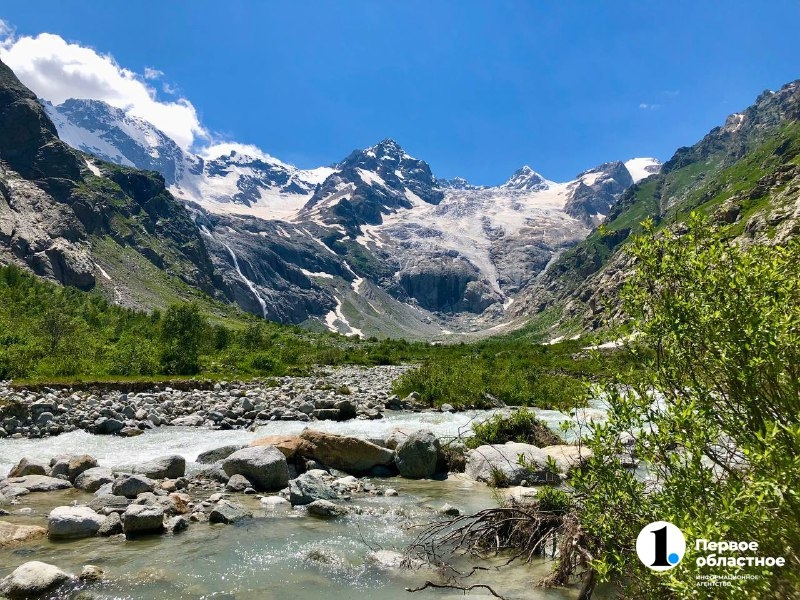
224, 244, 268, 318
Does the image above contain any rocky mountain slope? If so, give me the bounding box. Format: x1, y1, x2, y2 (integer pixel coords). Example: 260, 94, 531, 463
512, 80, 800, 336
23, 70, 661, 339
0, 59, 231, 311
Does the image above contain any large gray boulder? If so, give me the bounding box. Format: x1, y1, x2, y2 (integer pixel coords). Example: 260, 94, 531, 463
0, 561, 73, 598
288, 472, 338, 506
539, 445, 593, 476
98, 512, 123, 536
122, 504, 164, 535
48, 506, 104, 539
50, 455, 97, 482
196, 445, 245, 464
74, 467, 114, 492
133, 455, 186, 479
112, 474, 155, 498
307, 499, 347, 518
209, 500, 252, 524
464, 442, 558, 487
395, 430, 440, 479
222, 446, 289, 491
0, 475, 71, 493
88, 494, 131, 515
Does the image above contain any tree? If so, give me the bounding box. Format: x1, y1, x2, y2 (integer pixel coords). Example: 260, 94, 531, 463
572, 214, 800, 598
159, 303, 207, 374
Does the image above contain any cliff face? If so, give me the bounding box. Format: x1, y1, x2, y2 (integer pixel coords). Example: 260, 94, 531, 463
0, 58, 225, 305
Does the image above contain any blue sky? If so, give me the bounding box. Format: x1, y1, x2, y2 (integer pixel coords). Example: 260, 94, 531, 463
1, 1, 799, 184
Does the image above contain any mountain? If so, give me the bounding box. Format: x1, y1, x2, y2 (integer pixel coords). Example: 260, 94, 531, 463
511, 81, 800, 335
35, 90, 659, 339
500, 165, 553, 191
0, 59, 227, 312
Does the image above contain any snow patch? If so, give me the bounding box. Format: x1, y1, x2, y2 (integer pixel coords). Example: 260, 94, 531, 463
94, 262, 112, 281
324, 296, 363, 338
624, 158, 661, 184
84, 159, 102, 177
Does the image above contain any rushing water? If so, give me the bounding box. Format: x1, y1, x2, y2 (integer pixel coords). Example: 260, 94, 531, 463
0, 407, 610, 598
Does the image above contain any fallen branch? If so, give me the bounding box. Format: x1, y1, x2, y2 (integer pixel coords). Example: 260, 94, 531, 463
405, 581, 508, 599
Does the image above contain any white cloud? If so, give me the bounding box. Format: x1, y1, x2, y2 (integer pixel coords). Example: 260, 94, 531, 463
143, 66, 164, 80
639, 102, 661, 110
199, 142, 288, 166
0, 19, 14, 39
0, 32, 207, 150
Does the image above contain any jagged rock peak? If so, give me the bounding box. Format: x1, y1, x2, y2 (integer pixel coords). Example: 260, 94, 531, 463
436, 176, 486, 190
500, 165, 551, 191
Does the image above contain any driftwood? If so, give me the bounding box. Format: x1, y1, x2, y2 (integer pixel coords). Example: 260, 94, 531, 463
403, 500, 596, 599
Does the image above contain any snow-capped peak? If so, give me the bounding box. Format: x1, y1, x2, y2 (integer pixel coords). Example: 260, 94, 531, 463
500, 165, 552, 191
437, 176, 485, 190
624, 157, 662, 183
198, 142, 289, 168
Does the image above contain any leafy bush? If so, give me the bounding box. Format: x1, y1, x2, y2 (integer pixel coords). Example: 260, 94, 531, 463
570, 215, 800, 598
467, 409, 561, 449
536, 486, 572, 515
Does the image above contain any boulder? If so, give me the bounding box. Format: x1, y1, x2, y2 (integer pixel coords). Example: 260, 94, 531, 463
222, 446, 289, 491
288, 472, 338, 506
395, 430, 440, 479
306, 499, 347, 518
112, 474, 155, 498
97, 512, 123, 536
225, 474, 251, 493
209, 500, 252, 524
196, 463, 230, 483
133, 455, 186, 479
299, 430, 395, 475
95, 418, 125, 434
196, 445, 245, 464
260, 496, 291, 510
249, 435, 309, 458
122, 504, 164, 535
74, 467, 114, 492
48, 506, 104, 539
79, 565, 104, 582
165, 515, 189, 534
0, 475, 71, 493
168, 492, 191, 515
8, 457, 48, 478
464, 443, 558, 487
385, 429, 411, 450
540, 445, 593, 475
171, 414, 204, 427
0, 521, 47, 547
50, 455, 97, 482
367, 549, 426, 570
0, 561, 73, 599
88, 494, 131, 514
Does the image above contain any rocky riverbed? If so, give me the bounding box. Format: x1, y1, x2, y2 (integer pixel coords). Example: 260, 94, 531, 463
0, 366, 602, 599
0, 365, 421, 439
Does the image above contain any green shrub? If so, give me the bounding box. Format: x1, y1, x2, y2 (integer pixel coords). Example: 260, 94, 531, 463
248, 352, 283, 375
535, 486, 571, 514
467, 409, 561, 449
570, 216, 800, 597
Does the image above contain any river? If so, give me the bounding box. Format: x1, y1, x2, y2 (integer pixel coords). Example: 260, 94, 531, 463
0, 407, 609, 598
